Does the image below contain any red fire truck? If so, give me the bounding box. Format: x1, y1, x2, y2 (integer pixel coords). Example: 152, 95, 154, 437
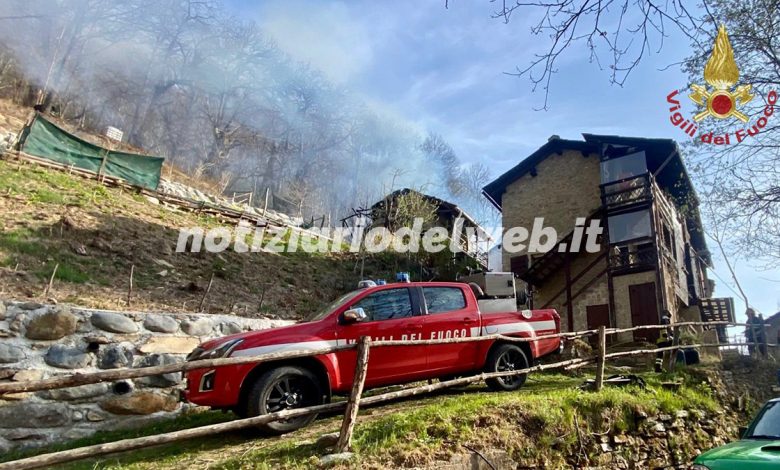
184, 273, 562, 433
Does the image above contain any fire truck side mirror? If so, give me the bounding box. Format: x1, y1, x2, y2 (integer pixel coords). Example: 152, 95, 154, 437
342, 308, 367, 324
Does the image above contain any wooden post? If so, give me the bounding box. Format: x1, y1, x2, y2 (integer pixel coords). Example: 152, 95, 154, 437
594, 326, 606, 391
667, 325, 681, 371
337, 336, 371, 452
199, 272, 215, 312
43, 263, 59, 297
126, 265, 134, 307
263, 187, 270, 214
762, 321, 770, 359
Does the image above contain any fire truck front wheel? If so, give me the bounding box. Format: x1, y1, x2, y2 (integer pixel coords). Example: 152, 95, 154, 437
484, 344, 529, 391
246, 366, 324, 434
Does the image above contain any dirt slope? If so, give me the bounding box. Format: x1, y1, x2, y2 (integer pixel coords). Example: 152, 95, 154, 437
0, 157, 396, 319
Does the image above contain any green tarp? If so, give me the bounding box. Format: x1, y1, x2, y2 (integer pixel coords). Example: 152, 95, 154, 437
19, 114, 164, 190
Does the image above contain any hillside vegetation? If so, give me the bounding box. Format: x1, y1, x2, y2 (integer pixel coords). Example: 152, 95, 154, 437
0, 157, 404, 319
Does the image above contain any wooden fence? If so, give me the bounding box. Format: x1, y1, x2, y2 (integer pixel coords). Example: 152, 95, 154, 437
0, 320, 774, 470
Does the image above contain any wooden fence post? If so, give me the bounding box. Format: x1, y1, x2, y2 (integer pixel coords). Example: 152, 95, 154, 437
594, 326, 606, 391
337, 336, 371, 453
667, 325, 681, 371
43, 263, 59, 298
126, 264, 134, 307
198, 272, 215, 312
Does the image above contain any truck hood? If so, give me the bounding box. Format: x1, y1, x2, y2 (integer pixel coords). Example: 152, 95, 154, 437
696, 439, 780, 469
196, 321, 322, 352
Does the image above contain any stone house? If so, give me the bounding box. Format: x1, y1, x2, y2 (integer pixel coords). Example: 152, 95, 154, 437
483, 134, 733, 343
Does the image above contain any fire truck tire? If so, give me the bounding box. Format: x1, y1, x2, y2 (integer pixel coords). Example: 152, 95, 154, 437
246, 366, 324, 434
484, 344, 529, 391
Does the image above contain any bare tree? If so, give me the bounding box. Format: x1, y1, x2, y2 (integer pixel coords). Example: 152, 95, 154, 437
476, 0, 709, 108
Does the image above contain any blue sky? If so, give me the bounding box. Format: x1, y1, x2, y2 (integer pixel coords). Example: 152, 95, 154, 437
225, 0, 779, 320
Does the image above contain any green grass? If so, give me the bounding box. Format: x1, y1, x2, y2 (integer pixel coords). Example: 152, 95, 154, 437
0, 371, 723, 469
0, 160, 112, 207
0, 228, 43, 255
35, 261, 91, 284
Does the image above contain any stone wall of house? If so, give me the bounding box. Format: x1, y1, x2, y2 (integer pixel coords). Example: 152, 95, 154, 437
0, 300, 291, 452
498, 147, 604, 332
500, 148, 601, 274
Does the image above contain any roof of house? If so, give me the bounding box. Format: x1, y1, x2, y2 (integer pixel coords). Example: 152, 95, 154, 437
372, 188, 490, 240
482, 134, 711, 263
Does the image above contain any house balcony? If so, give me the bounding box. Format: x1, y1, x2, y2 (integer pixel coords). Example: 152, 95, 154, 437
601, 174, 652, 212
609, 242, 657, 274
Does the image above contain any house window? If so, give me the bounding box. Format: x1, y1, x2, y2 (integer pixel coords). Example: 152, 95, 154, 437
600, 152, 648, 184
608, 210, 652, 244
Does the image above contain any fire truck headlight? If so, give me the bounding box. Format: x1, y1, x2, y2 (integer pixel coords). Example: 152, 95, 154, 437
187, 339, 244, 361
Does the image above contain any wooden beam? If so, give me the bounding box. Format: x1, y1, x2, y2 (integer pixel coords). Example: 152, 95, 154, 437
337, 336, 370, 452
594, 326, 606, 391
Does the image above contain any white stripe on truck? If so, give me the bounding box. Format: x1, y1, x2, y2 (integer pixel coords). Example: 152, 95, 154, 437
232, 320, 556, 358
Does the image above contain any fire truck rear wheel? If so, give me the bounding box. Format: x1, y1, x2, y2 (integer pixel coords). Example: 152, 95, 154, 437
484, 344, 529, 391
246, 366, 324, 434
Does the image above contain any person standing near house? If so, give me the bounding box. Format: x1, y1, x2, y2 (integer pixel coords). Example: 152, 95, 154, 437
745, 309, 767, 357
655, 312, 673, 372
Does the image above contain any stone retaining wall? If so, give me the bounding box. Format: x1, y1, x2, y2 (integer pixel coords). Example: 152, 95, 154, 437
0, 300, 292, 452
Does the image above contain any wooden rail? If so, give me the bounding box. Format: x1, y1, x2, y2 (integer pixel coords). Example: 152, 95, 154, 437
0, 320, 774, 469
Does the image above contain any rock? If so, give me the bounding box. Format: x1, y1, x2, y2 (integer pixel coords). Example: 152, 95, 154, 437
0, 368, 19, 380
25, 308, 78, 340
63, 428, 93, 440
181, 319, 213, 336
0, 438, 10, 454
46, 383, 109, 401
143, 315, 179, 333
99, 391, 179, 415
315, 432, 340, 450
0, 403, 70, 428
86, 410, 106, 422
653, 423, 666, 433
136, 354, 182, 387
139, 336, 199, 354
45, 344, 92, 369
659, 414, 673, 422
0, 302, 6, 320
13, 370, 45, 382
154, 259, 174, 269
91, 312, 138, 334
320, 452, 354, 466
4, 429, 47, 441
73, 411, 84, 421
220, 321, 242, 335
600, 442, 613, 452
83, 335, 113, 345
98, 344, 134, 369
17, 302, 44, 311
612, 434, 628, 444
0, 344, 26, 364
675, 410, 690, 419
9, 314, 25, 333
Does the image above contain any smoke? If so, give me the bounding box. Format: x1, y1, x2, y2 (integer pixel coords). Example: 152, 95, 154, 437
0, 0, 496, 226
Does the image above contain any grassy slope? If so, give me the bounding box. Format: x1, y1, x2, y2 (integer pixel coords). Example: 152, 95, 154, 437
2, 369, 725, 470
0, 158, 401, 319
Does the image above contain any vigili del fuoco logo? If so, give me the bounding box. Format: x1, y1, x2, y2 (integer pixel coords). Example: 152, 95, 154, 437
666, 25, 776, 145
